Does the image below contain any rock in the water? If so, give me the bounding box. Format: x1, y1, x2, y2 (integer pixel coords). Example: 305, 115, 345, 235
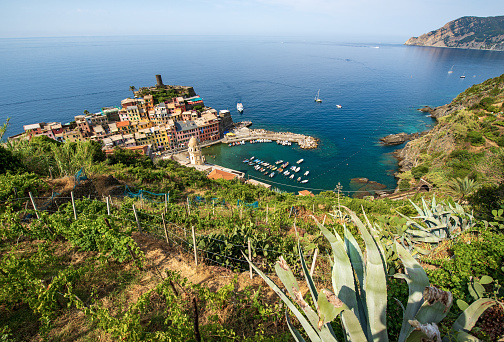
380, 132, 421, 146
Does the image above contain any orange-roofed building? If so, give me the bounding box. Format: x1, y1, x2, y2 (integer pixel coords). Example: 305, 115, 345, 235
298, 190, 315, 197
207, 169, 238, 181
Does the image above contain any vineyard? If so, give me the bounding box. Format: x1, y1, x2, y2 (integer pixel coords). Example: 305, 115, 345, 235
1, 134, 504, 341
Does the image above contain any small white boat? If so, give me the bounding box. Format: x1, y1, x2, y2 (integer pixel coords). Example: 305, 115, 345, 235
336, 105, 342, 108
269, 172, 275, 178
296, 159, 304, 164
237, 103, 244, 112
300, 180, 308, 184
314, 89, 322, 103
290, 174, 295, 179
304, 171, 309, 176
296, 177, 301, 182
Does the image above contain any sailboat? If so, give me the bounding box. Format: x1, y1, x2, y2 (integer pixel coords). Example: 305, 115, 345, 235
314, 89, 322, 103
448, 65, 454, 74
460, 72, 466, 79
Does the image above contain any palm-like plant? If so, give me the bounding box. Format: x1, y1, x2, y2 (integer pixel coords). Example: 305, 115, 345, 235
447, 176, 480, 202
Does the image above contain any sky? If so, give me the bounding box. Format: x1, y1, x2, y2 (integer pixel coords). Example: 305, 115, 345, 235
1, 0, 502, 42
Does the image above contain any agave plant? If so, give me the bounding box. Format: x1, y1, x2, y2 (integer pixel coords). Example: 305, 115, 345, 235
245, 207, 495, 342
395, 196, 476, 249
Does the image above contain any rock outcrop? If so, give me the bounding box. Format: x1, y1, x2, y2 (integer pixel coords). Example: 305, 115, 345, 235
380, 132, 426, 146
405, 16, 504, 51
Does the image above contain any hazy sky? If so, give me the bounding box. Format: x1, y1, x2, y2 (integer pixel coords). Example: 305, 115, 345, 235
2, 0, 502, 41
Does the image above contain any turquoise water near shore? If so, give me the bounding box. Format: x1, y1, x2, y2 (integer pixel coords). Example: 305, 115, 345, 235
1, 36, 504, 193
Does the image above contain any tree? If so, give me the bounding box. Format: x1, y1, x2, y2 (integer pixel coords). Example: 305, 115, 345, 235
83, 110, 90, 115
129, 86, 136, 98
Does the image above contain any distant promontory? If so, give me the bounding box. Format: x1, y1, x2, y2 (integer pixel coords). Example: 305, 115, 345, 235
405, 16, 504, 51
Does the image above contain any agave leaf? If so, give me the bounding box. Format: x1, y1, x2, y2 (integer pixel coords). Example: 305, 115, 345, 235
453, 331, 481, 342
314, 220, 358, 315
244, 254, 323, 342
344, 226, 365, 293
395, 242, 430, 342
347, 209, 388, 342
341, 310, 368, 341
452, 298, 496, 333
286, 310, 308, 342
409, 199, 424, 216
298, 239, 318, 306
344, 225, 368, 327
317, 289, 346, 327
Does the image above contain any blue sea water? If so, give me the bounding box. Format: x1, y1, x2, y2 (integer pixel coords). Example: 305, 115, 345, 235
1, 36, 504, 194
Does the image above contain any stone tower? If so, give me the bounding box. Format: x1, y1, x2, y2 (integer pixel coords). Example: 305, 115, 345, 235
188, 136, 205, 165
155, 74, 164, 87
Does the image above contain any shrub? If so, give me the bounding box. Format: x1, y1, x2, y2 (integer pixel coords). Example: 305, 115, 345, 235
411, 165, 429, 180
467, 131, 485, 146
398, 179, 411, 191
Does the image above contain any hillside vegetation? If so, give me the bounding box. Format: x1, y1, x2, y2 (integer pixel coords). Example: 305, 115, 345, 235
1, 76, 504, 340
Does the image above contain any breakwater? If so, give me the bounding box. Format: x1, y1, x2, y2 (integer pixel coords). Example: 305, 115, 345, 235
224, 127, 319, 149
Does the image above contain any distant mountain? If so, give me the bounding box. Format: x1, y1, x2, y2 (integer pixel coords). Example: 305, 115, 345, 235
405, 16, 504, 51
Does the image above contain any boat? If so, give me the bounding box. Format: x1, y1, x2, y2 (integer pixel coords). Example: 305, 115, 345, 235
269, 172, 275, 178
314, 89, 322, 103
336, 105, 342, 108
460, 72, 466, 79
304, 171, 310, 176
448, 65, 454, 74
237, 103, 244, 112
296, 159, 304, 164
300, 180, 308, 184
290, 174, 295, 179
275, 160, 283, 164
295, 166, 300, 172
297, 177, 301, 182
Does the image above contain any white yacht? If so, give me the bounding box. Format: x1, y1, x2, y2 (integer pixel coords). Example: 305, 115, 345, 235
237, 103, 244, 112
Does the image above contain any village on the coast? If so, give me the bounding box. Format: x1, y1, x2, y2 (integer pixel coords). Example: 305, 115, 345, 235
10, 75, 319, 190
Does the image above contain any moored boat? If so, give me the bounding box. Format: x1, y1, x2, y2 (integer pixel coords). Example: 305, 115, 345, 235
296, 159, 304, 164
304, 171, 310, 176
237, 103, 244, 112
300, 180, 308, 184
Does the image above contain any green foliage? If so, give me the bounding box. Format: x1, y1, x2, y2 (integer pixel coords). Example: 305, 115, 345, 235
447, 176, 481, 201
106, 147, 154, 169
467, 130, 485, 146
69, 270, 289, 341
398, 179, 411, 192
426, 227, 504, 300
0, 172, 47, 202
411, 164, 429, 180
468, 182, 504, 220
194, 221, 298, 273
0, 146, 23, 174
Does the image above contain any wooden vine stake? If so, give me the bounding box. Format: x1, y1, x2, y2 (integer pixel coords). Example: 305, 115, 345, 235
266, 204, 268, 224
162, 213, 169, 245
323, 215, 326, 225
28, 192, 40, 219
132, 204, 142, 234
310, 248, 319, 277
187, 197, 191, 216
106, 196, 110, 216
248, 238, 253, 279
164, 193, 168, 213
71, 191, 77, 220
192, 225, 198, 266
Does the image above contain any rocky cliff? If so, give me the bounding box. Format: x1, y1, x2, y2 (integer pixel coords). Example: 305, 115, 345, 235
405, 16, 504, 51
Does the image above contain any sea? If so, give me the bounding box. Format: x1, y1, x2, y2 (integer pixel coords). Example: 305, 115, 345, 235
1, 36, 504, 195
